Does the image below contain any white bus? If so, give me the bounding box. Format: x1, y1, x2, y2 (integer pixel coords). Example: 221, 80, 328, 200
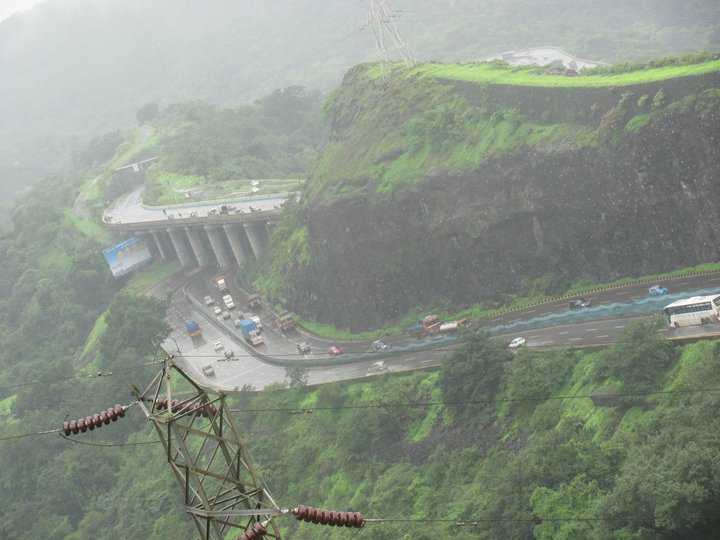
663, 295, 720, 328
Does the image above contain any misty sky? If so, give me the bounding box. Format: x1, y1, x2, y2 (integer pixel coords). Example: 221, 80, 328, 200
0, 0, 45, 22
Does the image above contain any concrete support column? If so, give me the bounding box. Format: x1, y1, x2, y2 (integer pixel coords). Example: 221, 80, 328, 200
205, 225, 232, 268
168, 228, 194, 268
244, 222, 268, 259
185, 227, 211, 267
222, 224, 249, 266
151, 231, 169, 260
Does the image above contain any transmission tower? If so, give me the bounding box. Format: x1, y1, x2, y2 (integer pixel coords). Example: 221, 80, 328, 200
134, 357, 282, 540
367, 0, 415, 70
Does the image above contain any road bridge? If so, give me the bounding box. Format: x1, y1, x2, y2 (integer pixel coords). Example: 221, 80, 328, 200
104, 187, 292, 268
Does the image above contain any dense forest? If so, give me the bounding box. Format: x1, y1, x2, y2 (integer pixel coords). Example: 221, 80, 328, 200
1, 0, 719, 215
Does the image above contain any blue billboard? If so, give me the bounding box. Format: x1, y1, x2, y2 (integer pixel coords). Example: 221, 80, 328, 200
102, 237, 153, 277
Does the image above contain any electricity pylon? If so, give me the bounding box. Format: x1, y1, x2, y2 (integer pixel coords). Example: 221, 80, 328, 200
134, 356, 282, 540
368, 0, 415, 71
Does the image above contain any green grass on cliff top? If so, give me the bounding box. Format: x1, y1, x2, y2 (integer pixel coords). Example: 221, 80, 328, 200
371, 59, 720, 88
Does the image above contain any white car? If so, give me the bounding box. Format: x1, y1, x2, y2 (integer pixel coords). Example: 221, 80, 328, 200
204, 295, 214, 306
213, 341, 225, 352
213, 306, 222, 317
222, 294, 235, 310
508, 337, 527, 349
366, 361, 388, 375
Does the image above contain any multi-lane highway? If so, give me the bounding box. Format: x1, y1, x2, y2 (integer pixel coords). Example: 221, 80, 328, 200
162, 267, 720, 394
106, 186, 720, 392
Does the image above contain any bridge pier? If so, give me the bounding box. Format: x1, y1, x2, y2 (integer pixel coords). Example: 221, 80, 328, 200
151, 231, 170, 261
185, 227, 212, 267
222, 224, 250, 266
244, 222, 268, 259
205, 225, 232, 268
168, 228, 194, 268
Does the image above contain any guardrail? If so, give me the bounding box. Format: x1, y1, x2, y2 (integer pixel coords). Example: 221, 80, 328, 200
140, 191, 298, 211
184, 287, 461, 369
479, 268, 720, 323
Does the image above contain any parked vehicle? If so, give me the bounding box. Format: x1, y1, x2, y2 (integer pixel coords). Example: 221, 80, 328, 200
238, 319, 265, 347
213, 306, 223, 317
222, 294, 236, 310
370, 340, 389, 352
247, 294, 262, 309
203, 295, 214, 306
296, 342, 312, 354
649, 285, 669, 296
185, 320, 201, 338
328, 345, 345, 356
276, 312, 296, 332
213, 341, 225, 352
569, 298, 592, 309
224, 350, 235, 359
508, 337, 526, 349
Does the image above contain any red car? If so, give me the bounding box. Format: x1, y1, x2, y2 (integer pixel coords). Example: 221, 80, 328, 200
328, 345, 345, 357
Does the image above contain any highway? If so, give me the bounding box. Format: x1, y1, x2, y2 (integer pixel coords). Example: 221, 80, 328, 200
106, 187, 720, 392
162, 268, 720, 394
104, 186, 290, 225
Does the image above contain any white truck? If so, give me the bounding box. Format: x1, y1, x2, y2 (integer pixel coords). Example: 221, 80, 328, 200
222, 294, 235, 310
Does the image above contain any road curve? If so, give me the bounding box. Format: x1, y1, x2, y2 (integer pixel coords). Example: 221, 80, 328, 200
104, 186, 290, 225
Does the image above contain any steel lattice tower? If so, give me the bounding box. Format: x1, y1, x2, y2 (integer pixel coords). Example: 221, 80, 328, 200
134, 357, 282, 540
368, 0, 415, 70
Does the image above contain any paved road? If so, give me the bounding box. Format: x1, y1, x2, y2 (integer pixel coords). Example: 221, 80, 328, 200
104, 187, 290, 225
162, 267, 720, 394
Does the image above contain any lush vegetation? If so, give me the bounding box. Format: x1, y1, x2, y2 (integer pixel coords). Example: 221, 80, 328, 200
142, 88, 323, 204
394, 58, 720, 88
0, 147, 182, 539
3, 0, 719, 220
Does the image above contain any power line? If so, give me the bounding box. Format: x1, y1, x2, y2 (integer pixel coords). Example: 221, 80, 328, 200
58, 433, 161, 447
0, 428, 61, 442
0, 360, 164, 392
231, 387, 720, 414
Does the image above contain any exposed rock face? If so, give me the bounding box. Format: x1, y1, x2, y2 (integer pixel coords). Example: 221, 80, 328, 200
279, 70, 720, 331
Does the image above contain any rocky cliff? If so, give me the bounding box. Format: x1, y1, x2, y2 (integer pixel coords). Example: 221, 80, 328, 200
262, 61, 720, 331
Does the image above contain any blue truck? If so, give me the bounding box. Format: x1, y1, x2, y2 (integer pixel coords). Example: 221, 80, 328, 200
238, 319, 265, 347
185, 320, 201, 338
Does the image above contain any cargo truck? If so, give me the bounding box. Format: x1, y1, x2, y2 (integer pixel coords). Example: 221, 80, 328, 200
185, 320, 201, 337
222, 294, 236, 310
276, 312, 296, 332
215, 276, 229, 293
238, 319, 264, 347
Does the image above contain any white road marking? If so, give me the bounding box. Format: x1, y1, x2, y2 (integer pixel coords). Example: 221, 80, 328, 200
597, 335, 610, 338
586, 328, 598, 332
558, 331, 570, 335
569, 337, 583, 341
614, 324, 626, 329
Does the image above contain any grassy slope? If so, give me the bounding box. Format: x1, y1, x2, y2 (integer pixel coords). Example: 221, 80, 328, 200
382, 59, 720, 87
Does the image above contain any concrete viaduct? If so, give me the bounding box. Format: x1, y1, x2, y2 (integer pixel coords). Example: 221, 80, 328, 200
104, 183, 290, 269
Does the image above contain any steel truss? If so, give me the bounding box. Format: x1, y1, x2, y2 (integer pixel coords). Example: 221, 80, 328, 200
134, 358, 282, 540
